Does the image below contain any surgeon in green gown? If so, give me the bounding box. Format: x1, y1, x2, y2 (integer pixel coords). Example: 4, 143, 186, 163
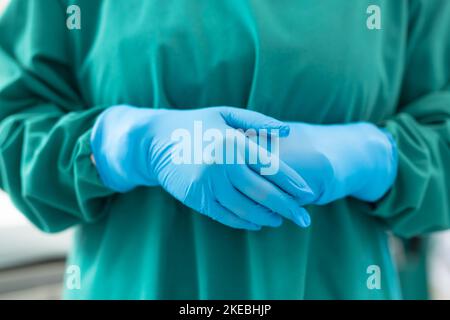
0, 0, 449, 299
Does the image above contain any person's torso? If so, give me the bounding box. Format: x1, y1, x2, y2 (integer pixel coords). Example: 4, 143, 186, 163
65, 0, 406, 299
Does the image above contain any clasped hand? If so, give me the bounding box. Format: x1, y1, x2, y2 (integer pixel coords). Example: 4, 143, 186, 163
91, 106, 397, 230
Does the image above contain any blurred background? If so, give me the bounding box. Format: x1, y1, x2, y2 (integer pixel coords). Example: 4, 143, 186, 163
0, 190, 71, 299
0, 0, 449, 300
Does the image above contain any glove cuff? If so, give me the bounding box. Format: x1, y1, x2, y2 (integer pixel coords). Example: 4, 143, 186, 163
349, 126, 398, 202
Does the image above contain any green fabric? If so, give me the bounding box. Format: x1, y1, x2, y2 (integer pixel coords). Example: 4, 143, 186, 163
0, 0, 448, 299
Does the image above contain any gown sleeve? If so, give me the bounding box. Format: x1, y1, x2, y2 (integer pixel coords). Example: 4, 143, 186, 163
0, 0, 114, 233
367, 0, 450, 238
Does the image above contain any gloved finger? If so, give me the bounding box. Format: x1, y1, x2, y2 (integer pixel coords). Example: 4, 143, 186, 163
220, 107, 290, 137
207, 200, 262, 231
214, 182, 283, 227
227, 164, 311, 228
245, 137, 315, 203
249, 158, 315, 204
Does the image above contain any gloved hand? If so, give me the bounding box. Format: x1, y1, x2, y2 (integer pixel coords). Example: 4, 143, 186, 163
278, 122, 398, 205
90, 105, 315, 230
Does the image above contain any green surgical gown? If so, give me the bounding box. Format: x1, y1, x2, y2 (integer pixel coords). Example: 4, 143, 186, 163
0, 0, 449, 299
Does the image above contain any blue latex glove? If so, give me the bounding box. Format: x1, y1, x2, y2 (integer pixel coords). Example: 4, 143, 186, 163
90, 106, 315, 230
278, 122, 398, 205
